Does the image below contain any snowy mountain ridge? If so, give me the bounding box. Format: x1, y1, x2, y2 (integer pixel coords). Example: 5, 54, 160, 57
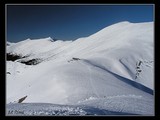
6, 21, 154, 115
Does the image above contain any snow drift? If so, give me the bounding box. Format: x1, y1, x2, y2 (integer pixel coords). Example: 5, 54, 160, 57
6, 21, 154, 115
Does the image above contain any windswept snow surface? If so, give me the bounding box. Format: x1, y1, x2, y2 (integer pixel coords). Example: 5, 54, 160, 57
6, 21, 154, 115
6, 103, 137, 116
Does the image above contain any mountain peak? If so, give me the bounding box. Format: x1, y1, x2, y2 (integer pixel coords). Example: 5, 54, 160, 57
45, 37, 54, 42
119, 21, 130, 24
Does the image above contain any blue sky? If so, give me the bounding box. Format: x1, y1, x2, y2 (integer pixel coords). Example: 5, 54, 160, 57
7, 4, 153, 42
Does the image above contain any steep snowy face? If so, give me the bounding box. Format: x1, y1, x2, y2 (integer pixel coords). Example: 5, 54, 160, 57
6, 21, 154, 115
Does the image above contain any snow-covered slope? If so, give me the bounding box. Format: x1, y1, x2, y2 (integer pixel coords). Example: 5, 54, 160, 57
6, 21, 154, 115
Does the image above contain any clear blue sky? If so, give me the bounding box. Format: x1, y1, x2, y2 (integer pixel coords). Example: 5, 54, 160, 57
7, 4, 153, 42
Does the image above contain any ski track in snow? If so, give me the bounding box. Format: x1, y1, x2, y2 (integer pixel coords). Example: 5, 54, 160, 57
79, 61, 100, 98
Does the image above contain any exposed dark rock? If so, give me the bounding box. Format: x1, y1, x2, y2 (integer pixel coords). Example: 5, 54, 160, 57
7, 53, 27, 61
138, 61, 142, 66
7, 72, 11, 74
135, 60, 143, 79
72, 57, 81, 60
7, 52, 41, 65
68, 57, 81, 62
18, 95, 27, 103
7, 53, 21, 61
20, 58, 41, 65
